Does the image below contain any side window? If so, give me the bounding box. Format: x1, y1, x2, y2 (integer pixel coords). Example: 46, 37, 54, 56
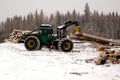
39, 30, 42, 33
41, 28, 53, 36
42, 29, 47, 35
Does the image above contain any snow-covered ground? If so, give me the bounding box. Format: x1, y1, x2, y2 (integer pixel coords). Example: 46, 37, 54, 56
0, 42, 120, 80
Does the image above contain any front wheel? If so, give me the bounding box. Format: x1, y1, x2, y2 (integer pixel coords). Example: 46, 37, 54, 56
58, 39, 73, 52
24, 36, 41, 51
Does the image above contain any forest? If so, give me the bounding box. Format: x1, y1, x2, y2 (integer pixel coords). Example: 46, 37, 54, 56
0, 3, 120, 43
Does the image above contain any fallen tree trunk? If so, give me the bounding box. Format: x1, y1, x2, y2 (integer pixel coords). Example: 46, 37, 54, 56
75, 33, 120, 46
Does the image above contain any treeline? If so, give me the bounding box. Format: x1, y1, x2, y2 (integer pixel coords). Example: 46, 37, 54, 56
0, 3, 120, 42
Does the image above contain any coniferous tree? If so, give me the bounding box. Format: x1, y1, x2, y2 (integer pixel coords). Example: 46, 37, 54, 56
72, 9, 77, 21
39, 9, 45, 24
55, 11, 62, 26
84, 3, 91, 23
35, 10, 39, 26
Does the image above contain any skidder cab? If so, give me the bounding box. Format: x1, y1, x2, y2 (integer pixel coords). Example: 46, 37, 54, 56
24, 21, 79, 52
24, 24, 53, 50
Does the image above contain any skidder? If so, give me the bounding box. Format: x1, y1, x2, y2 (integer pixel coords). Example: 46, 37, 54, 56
24, 21, 79, 52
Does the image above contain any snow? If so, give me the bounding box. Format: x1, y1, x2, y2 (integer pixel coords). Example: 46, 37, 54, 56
0, 42, 120, 80
57, 25, 65, 29
41, 24, 52, 27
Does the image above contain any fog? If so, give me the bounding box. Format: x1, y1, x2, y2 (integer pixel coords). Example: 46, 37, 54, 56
0, 0, 120, 22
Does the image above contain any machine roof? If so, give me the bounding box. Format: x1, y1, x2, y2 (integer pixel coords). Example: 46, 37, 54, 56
41, 24, 52, 27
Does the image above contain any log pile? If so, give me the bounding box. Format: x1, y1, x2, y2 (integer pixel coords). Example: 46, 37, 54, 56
85, 44, 120, 65
72, 32, 120, 65
95, 49, 120, 65
4, 29, 30, 43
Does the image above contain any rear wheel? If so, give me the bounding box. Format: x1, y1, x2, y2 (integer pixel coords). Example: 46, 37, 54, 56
58, 39, 73, 52
24, 36, 41, 51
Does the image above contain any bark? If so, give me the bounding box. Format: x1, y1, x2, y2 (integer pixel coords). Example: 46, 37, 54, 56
76, 33, 120, 46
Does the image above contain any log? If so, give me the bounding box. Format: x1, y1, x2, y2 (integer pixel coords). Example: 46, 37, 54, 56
95, 57, 106, 65
72, 50, 80, 53
96, 45, 111, 51
75, 33, 120, 46
83, 33, 120, 45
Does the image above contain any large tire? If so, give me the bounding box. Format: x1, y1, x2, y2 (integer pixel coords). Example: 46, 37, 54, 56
24, 36, 41, 51
58, 39, 73, 52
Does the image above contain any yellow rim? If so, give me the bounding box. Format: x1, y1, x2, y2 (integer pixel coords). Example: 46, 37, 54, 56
63, 42, 70, 50
27, 39, 35, 48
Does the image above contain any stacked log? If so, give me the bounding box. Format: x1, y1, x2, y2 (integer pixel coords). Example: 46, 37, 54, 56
95, 49, 120, 65
5, 29, 30, 43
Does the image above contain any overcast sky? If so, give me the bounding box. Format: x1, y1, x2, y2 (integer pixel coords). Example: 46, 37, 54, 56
0, 0, 120, 22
